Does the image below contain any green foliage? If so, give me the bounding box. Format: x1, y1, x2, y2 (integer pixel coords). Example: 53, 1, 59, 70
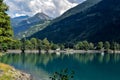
50, 69, 74, 80
89, 43, 94, 50
30, 38, 37, 49
0, 0, 8, 12
7, 40, 21, 50
51, 42, 59, 50
1, 43, 8, 52
43, 38, 51, 51
74, 41, 94, 50
0, 0, 13, 51
82, 41, 89, 51
97, 42, 103, 50
110, 42, 120, 51
25, 40, 33, 50
75, 42, 84, 50
104, 41, 110, 50
36, 39, 43, 50
1, 35, 120, 53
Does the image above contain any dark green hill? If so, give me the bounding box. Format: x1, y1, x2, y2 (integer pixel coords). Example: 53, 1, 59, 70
52, 0, 102, 23
30, 0, 120, 43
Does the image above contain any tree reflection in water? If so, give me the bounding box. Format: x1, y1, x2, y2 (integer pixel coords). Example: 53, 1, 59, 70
0, 53, 120, 80
1, 53, 120, 66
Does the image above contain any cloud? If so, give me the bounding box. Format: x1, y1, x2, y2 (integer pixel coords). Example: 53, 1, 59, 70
4, 0, 85, 18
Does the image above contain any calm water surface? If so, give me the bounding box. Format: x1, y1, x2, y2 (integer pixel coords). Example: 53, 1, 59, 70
0, 53, 120, 80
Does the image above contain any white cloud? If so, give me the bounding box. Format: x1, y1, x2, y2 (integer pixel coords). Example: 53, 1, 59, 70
15, 13, 26, 17
4, 0, 85, 18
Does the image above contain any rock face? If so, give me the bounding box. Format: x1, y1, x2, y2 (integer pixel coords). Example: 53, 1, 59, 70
0, 63, 32, 80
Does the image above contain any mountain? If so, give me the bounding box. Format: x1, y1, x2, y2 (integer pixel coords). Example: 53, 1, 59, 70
16, 21, 50, 39
11, 13, 51, 35
11, 15, 29, 28
30, 0, 120, 43
52, 0, 102, 23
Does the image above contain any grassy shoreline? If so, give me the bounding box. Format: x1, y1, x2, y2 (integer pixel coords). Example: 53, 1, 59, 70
0, 63, 32, 80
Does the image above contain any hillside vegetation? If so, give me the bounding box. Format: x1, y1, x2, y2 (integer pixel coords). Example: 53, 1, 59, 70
30, 0, 120, 43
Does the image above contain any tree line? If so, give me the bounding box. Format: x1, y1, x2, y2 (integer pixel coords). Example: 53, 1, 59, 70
74, 41, 120, 51
0, 38, 65, 52
1, 37, 120, 52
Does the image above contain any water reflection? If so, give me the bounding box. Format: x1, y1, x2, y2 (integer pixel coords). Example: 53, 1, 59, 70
1, 53, 120, 66
0, 53, 120, 80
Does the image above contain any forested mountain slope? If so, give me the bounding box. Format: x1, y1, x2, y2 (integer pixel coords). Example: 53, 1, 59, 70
30, 0, 120, 43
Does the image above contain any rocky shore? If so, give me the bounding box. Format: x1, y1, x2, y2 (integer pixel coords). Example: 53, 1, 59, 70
0, 63, 32, 80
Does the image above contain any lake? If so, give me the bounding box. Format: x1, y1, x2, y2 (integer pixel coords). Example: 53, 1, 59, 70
0, 53, 120, 80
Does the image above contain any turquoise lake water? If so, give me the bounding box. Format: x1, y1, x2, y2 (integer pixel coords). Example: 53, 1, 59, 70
0, 53, 120, 80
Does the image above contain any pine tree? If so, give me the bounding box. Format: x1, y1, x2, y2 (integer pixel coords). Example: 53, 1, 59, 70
0, 0, 13, 51
0, 0, 13, 43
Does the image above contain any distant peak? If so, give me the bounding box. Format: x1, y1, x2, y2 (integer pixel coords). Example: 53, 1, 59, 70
33, 12, 52, 20
35, 12, 47, 16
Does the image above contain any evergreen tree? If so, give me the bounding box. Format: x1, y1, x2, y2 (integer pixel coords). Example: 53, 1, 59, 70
0, 0, 13, 43
0, 0, 13, 51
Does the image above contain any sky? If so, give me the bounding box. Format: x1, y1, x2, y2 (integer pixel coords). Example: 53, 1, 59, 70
4, 0, 85, 18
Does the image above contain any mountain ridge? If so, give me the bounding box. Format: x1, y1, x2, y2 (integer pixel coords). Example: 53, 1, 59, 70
11, 12, 51, 36
52, 0, 102, 23
30, 0, 120, 43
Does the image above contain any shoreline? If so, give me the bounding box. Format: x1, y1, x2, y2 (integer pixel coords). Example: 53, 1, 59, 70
5, 49, 120, 54
0, 63, 32, 80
